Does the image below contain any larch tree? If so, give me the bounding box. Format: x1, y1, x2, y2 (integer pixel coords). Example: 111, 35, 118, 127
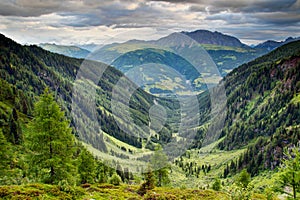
150, 147, 170, 187
278, 145, 300, 199
26, 88, 76, 184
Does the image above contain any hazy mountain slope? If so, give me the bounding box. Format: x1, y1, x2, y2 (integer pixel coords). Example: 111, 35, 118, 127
39, 43, 91, 58
78, 43, 100, 52
204, 45, 260, 76
111, 48, 207, 95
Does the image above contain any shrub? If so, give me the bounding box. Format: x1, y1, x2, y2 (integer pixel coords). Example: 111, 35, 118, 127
144, 192, 177, 200
212, 178, 221, 191
109, 173, 122, 186
58, 180, 74, 194
137, 170, 155, 196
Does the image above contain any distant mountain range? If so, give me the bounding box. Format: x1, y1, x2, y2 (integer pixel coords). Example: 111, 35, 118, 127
87, 30, 265, 92
38, 30, 299, 97
254, 36, 300, 51
77, 43, 102, 52
39, 30, 299, 59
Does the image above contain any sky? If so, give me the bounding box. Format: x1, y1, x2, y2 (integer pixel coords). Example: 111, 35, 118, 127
0, 0, 299, 46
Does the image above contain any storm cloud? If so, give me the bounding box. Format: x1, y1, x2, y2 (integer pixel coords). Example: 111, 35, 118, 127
0, 0, 299, 45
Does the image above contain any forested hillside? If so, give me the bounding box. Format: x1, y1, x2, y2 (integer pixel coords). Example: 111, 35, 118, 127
219, 41, 300, 175
0, 33, 181, 153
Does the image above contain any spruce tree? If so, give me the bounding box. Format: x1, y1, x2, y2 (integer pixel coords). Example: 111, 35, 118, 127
212, 178, 221, 191
9, 108, 22, 144
26, 89, 76, 184
95, 160, 109, 183
78, 148, 96, 184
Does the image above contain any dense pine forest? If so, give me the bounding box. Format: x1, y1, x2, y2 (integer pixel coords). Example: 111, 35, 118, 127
0, 33, 300, 199
220, 41, 300, 174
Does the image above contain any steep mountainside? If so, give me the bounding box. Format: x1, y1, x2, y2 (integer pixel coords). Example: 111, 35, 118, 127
0, 34, 180, 156
217, 41, 300, 175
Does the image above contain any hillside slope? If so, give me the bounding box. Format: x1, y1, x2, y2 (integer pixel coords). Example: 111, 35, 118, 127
218, 41, 300, 175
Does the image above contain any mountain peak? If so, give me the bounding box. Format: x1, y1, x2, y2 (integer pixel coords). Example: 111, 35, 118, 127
255, 36, 300, 51
181, 29, 247, 48
285, 36, 295, 42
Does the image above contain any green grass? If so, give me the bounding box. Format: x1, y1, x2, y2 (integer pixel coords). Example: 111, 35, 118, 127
201, 44, 251, 53
0, 183, 232, 200
223, 69, 232, 74
291, 93, 300, 104
102, 131, 142, 153
0, 183, 85, 200
106, 43, 171, 54
194, 73, 222, 85
223, 55, 237, 60
83, 141, 153, 174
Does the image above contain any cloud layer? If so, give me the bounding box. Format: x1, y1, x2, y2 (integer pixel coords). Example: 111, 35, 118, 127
0, 0, 299, 45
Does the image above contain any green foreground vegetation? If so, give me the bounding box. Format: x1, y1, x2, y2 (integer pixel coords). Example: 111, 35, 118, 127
0, 183, 230, 200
